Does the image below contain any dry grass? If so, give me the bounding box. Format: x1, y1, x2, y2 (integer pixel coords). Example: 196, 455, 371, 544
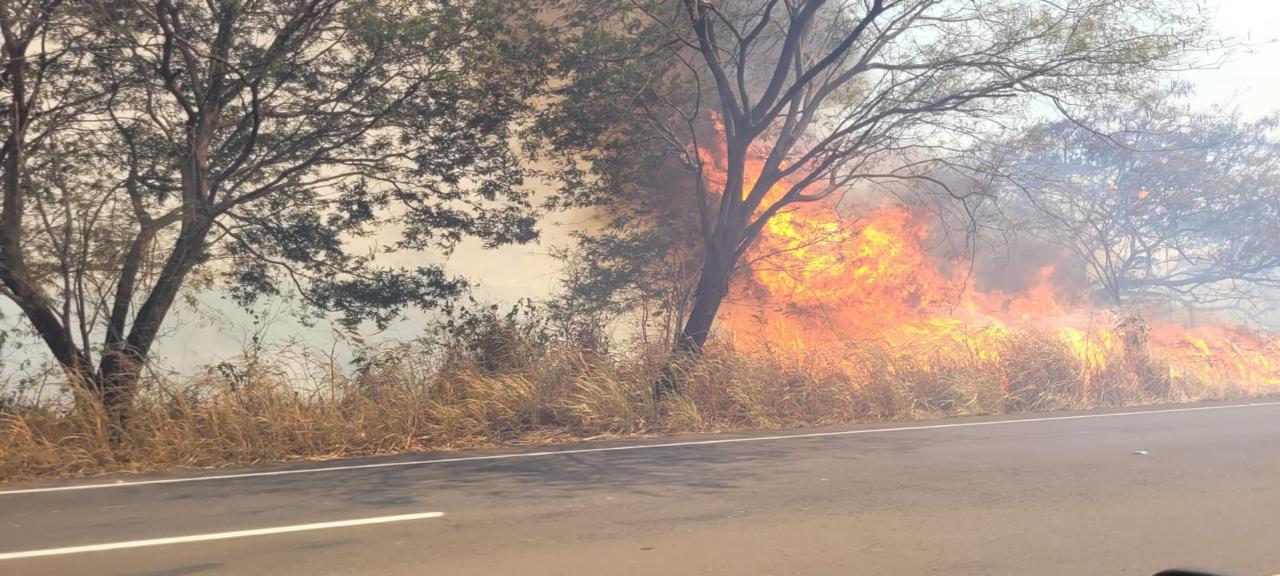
0, 329, 1269, 482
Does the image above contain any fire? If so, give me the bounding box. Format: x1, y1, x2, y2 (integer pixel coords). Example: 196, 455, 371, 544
743, 204, 963, 340
709, 132, 1280, 393
751, 206, 957, 322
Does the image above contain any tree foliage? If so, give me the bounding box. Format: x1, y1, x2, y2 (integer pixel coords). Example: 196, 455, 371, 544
0, 0, 554, 418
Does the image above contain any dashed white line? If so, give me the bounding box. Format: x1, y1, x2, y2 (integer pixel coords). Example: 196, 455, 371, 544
0, 511, 445, 560
2, 400, 1278, 497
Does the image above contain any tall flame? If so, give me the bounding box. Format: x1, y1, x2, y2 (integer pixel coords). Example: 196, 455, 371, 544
709, 130, 1280, 392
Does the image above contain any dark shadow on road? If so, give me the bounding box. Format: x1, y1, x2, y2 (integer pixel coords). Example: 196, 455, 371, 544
147, 438, 832, 510
125, 562, 223, 576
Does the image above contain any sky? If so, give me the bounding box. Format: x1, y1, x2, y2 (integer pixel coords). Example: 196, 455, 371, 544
4, 0, 1280, 380
1183, 0, 1280, 119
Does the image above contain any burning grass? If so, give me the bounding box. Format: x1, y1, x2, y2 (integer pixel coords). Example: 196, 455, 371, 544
1, 327, 1268, 482
7, 117, 1278, 484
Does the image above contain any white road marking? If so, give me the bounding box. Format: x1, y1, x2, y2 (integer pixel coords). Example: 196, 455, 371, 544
3, 400, 1279, 497
0, 511, 444, 560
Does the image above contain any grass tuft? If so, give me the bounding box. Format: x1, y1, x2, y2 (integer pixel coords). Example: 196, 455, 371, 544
2, 325, 1274, 482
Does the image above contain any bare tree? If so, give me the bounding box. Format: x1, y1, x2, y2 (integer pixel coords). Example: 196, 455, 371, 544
551, 0, 1217, 395
1004, 94, 1280, 308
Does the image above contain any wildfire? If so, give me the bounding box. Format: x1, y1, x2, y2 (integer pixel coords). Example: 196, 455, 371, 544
710, 134, 1280, 393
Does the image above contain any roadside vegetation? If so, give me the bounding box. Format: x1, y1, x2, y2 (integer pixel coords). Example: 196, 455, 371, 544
2, 306, 1264, 482
3, 0, 1279, 483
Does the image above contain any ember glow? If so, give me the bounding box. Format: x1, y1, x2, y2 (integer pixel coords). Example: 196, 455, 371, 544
707, 137, 1280, 393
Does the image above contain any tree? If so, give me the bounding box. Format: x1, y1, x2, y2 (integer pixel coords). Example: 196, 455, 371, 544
0, 0, 553, 423
1004, 94, 1280, 307
551, 153, 705, 347
533, 4, 704, 346
546, 0, 1218, 395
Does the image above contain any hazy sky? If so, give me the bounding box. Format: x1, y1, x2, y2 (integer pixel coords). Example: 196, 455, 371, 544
1184, 0, 1280, 118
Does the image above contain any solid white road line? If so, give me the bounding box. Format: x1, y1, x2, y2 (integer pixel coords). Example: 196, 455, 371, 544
3, 400, 1279, 497
0, 511, 445, 561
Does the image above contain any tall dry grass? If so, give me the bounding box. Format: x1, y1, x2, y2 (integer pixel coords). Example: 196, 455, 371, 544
0, 324, 1265, 482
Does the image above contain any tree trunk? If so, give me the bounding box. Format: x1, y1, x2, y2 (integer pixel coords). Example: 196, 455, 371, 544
675, 265, 730, 354
94, 346, 143, 428
655, 249, 733, 400
94, 218, 213, 427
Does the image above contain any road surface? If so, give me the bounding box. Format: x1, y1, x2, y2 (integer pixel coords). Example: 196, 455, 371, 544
2, 400, 1279, 576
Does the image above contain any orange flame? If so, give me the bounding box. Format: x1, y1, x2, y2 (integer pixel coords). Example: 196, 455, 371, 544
709, 130, 1280, 392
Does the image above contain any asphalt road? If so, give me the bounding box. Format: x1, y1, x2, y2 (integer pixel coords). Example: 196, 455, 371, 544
3, 400, 1280, 576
